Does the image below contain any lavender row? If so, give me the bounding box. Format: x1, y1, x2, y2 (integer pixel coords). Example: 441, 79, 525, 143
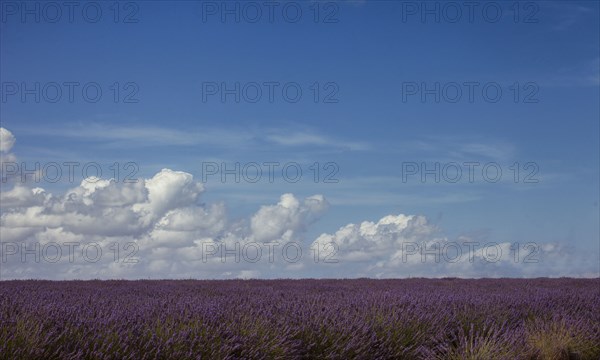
1, 278, 599, 359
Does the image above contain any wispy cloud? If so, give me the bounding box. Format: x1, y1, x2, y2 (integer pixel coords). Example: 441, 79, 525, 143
17, 123, 370, 152
265, 131, 370, 151
539, 57, 600, 88
384, 135, 517, 163
21, 123, 251, 147
542, 3, 596, 31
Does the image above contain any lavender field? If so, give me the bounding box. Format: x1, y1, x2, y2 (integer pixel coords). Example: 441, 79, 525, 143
1, 279, 599, 360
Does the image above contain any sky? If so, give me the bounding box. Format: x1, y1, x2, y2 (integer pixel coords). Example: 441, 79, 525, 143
0, 0, 598, 279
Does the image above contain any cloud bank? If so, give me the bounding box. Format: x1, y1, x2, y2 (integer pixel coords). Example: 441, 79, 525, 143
0, 128, 597, 279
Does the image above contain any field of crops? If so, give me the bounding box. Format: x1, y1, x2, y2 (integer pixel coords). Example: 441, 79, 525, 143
0, 278, 599, 359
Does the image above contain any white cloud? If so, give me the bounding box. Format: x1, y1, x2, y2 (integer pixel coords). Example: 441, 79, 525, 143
0, 185, 48, 208
0, 127, 18, 183
250, 193, 329, 242
133, 169, 204, 225
310, 214, 598, 279
265, 131, 369, 151
15, 123, 369, 152
0, 128, 16, 153
0, 128, 597, 279
0, 132, 332, 278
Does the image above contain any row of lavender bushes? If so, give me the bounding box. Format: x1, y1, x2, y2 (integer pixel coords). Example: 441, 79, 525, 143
1, 278, 599, 359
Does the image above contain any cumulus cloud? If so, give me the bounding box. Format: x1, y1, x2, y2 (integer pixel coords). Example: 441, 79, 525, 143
0, 128, 597, 279
0, 132, 331, 278
310, 215, 598, 279
0, 128, 18, 183
251, 193, 329, 242
311, 214, 437, 264
0, 128, 15, 153
0, 185, 48, 209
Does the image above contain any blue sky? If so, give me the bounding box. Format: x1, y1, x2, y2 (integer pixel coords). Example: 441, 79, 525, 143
0, 1, 598, 279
